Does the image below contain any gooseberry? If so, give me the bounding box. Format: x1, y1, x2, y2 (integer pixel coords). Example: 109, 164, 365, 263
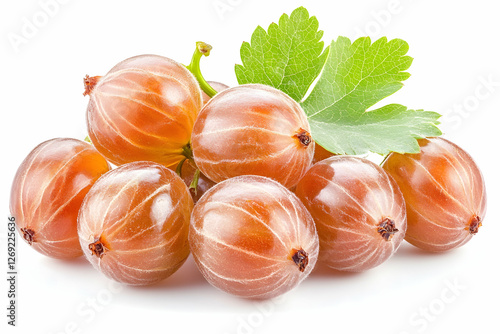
312, 144, 336, 165
84, 54, 202, 168
78, 161, 193, 285
189, 175, 319, 299
191, 84, 314, 189
382, 137, 487, 252
295, 156, 407, 272
10, 138, 110, 259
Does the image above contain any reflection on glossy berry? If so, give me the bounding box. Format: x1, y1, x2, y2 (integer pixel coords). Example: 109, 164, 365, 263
382, 137, 487, 252
189, 175, 319, 299
296, 156, 407, 272
10, 138, 110, 259
78, 161, 193, 285
85, 55, 202, 168
192, 84, 314, 188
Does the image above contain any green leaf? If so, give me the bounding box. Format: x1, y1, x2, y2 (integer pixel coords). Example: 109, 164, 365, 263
235, 6, 328, 101
301, 36, 442, 155
309, 105, 442, 155
235, 8, 442, 155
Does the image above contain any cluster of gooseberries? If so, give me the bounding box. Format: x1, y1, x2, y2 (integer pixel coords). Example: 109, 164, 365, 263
10, 42, 487, 299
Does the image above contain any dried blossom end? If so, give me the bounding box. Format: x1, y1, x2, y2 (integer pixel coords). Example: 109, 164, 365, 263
378, 218, 399, 241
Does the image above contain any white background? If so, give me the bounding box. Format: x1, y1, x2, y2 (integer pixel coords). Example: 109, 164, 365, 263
1, 0, 499, 333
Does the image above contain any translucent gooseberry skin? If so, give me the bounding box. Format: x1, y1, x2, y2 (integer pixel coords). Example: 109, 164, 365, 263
189, 175, 319, 299
9, 138, 110, 259
382, 137, 487, 252
295, 156, 407, 272
78, 161, 193, 285
85, 54, 202, 168
201, 81, 229, 105
191, 84, 315, 189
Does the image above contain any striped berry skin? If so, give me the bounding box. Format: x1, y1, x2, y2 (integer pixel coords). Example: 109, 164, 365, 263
295, 156, 407, 272
85, 54, 202, 168
189, 176, 319, 299
78, 161, 193, 285
10, 138, 110, 259
191, 84, 315, 189
382, 137, 487, 252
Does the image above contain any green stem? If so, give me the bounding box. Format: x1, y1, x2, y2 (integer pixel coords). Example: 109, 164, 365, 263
186, 41, 217, 98
379, 154, 390, 166
175, 158, 186, 177
181, 143, 194, 161
189, 169, 201, 195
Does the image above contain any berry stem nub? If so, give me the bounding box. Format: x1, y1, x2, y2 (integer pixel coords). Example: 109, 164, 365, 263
89, 237, 106, 258
291, 248, 309, 272
21, 228, 36, 245
466, 215, 482, 235
377, 218, 399, 241
294, 128, 312, 147
83, 75, 101, 96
